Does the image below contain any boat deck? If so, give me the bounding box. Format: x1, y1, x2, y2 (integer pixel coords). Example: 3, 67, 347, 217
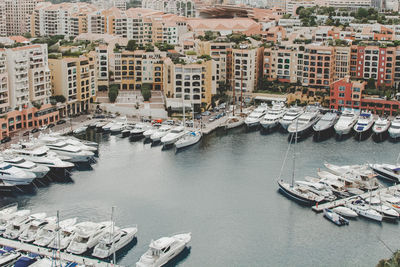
0, 237, 124, 267
312, 184, 400, 212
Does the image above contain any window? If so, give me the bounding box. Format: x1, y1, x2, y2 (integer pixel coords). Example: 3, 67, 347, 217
339, 86, 345, 91
339, 93, 345, 97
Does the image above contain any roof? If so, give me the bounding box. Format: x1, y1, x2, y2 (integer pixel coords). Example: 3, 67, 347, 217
9, 36, 29, 43
150, 237, 174, 250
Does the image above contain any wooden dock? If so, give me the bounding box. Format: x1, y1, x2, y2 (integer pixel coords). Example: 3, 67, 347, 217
0, 237, 124, 267
312, 184, 400, 213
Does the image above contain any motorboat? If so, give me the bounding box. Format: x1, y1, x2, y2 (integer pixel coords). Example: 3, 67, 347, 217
12, 254, 40, 266
318, 170, 378, 192
305, 176, 350, 198
93, 226, 138, 259
3, 212, 46, 239
0, 209, 30, 233
373, 117, 390, 136
110, 117, 128, 133
287, 106, 321, 137
370, 203, 399, 220
73, 126, 87, 135
122, 124, 135, 138
0, 247, 21, 266
42, 134, 98, 152
323, 208, 349, 226
0, 203, 18, 217
0, 156, 50, 179
34, 217, 77, 247
150, 125, 172, 142
244, 104, 268, 128
35, 137, 94, 163
19, 216, 56, 243
143, 126, 160, 139
279, 106, 303, 130
260, 102, 286, 130
388, 116, 400, 139
130, 124, 149, 137
278, 180, 324, 205
175, 131, 202, 149
67, 221, 112, 255
0, 162, 36, 186
161, 126, 188, 145
102, 122, 114, 132
295, 180, 336, 202
136, 233, 191, 267
332, 206, 358, 218
313, 112, 338, 134
224, 115, 245, 129
334, 109, 359, 136
380, 193, 400, 213
346, 200, 382, 222
369, 163, 400, 183
353, 111, 375, 136
4, 145, 74, 170
48, 223, 77, 250
95, 121, 108, 131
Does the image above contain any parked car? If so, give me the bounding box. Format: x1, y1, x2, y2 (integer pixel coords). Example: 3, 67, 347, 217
48, 123, 55, 128
195, 114, 202, 120
93, 114, 105, 119
209, 115, 217, 122
31, 128, 39, 133
219, 103, 226, 109
56, 119, 66, 125
39, 125, 47, 131
216, 112, 226, 119
1, 136, 11, 143
165, 120, 175, 125
23, 131, 30, 136
201, 111, 211, 116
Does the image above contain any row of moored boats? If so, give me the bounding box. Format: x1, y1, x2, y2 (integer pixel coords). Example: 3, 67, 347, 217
0, 203, 191, 267
228, 102, 400, 139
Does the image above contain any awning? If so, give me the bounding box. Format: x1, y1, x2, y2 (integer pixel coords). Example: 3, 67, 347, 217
254, 96, 287, 102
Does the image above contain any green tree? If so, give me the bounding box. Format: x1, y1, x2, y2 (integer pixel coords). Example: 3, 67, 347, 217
108, 84, 119, 103
356, 8, 368, 19
126, 40, 138, 51
367, 78, 376, 89
141, 87, 151, 101
144, 43, 154, 52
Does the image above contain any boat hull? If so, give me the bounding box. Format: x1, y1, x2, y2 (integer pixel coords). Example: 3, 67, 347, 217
277, 181, 318, 206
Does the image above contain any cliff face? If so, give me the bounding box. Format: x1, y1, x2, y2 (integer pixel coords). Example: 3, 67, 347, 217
377, 251, 400, 267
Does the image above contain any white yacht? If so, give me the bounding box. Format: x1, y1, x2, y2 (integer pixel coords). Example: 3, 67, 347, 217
388, 116, 400, 139
136, 233, 191, 267
73, 126, 87, 135
353, 111, 375, 136
373, 117, 391, 136
44, 134, 98, 152
34, 217, 77, 247
130, 124, 149, 137
3, 212, 46, 239
67, 221, 112, 255
19, 216, 56, 243
143, 126, 160, 139
93, 226, 138, 259
175, 131, 202, 149
48, 223, 77, 250
244, 104, 268, 128
4, 145, 74, 170
224, 115, 244, 129
102, 122, 114, 132
279, 106, 304, 130
313, 112, 338, 134
110, 117, 128, 133
287, 106, 320, 137
161, 126, 187, 145
38, 141, 94, 163
0, 209, 30, 233
0, 162, 36, 186
260, 102, 287, 130
150, 125, 172, 142
0, 156, 49, 179
331, 206, 358, 218
0, 249, 21, 266
369, 163, 400, 183
334, 109, 359, 136
346, 200, 382, 222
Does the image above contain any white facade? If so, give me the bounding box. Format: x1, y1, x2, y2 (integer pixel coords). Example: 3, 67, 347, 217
5, 44, 51, 111
232, 47, 258, 94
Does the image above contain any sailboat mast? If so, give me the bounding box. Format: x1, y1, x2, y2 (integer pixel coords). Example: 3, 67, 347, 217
56, 210, 60, 266
292, 119, 298, 187
396, 152, 400, 165
111, 206, 116, 265
183, 96, 185, 127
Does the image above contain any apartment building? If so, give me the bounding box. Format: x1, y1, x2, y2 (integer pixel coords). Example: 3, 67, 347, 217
31, 2, 97, 37
49, 54, 97, 116
263, 45, 299, 84
95, 45, 110, 88
163, 57, 217, 108
0, 2, 6, 37
0, 50, 9, 115
142, 0, 196, 17
5, 44, 51, 111
4, 0, 43, 36
350, 45, 396, 88
232, 46, 263, 95
91, 0, 127, 11
334, 46, 351, 81
298, 45, 335, 89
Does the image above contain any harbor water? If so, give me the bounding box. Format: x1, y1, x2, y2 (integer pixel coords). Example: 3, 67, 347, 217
0, 128, 399, 266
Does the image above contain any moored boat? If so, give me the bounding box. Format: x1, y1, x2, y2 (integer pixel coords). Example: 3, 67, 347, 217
323, 208, 349, 226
